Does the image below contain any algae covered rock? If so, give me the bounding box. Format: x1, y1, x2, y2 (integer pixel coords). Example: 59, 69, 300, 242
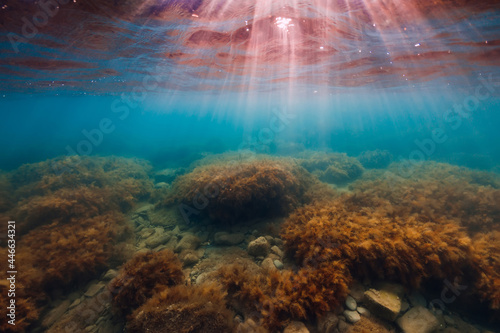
247, 236, 270, 257
297, 151, 364, 185
165, 157, 315, 223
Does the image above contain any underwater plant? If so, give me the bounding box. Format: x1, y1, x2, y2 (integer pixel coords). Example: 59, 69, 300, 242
357, 149, 393, 169
296, 151, 364, 185
164, 158, 315, 223
128, 282, 235, 333
217, 261, 350, 331
0, 156, 154, 330
109, 249, 185, 314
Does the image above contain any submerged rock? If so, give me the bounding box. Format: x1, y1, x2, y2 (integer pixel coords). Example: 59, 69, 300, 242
343, 309, 361, 323
345, 295, 357, 311
213, 232, 245, 246
283, 321, 310, 333
396, 306, 439, 333
364, 287, 401, 322
247, 236, 270, 257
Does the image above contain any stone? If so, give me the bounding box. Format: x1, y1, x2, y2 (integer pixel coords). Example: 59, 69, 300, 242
337, 319, 350, 333
180, 250, 200, 267
85, 281, 105, 298
145, 232, 171, 248
139, 227, 155, 239
356, 307, 369, 316
397, 306, 439, 333
154, 168, 184, 183
318, 313, 339, 333
364, 287, 401, 321
102, 269, 117, 281
274, 260, 284, 269
213, 232, 245, 246
261, 258, 277, 271
69, 297, 81, 310
343, 310, 361, 323
283, 321, 310, 333
408, 291, 427, 308
349, 281, 365, 302
247, 236, 270, 257
174, 233, 201, 253
345, 295, 357, 311
270, 245, 283, 257
42, 300, 71, 328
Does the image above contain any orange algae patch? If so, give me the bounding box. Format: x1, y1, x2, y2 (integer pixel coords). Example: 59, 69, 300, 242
109, 250, 184, 314
0, 156, 153, 331
165, 158, 317, 223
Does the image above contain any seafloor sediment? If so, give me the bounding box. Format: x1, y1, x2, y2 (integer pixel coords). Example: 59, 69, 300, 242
0, 151, 499, 333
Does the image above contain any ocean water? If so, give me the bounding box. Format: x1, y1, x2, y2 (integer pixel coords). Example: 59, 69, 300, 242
0, 1, 499, 332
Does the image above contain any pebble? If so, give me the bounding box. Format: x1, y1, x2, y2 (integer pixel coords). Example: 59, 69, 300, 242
283, 321, 310, 333
273, 260, 284, 269
356, 306, 369, 316
270, 245, 283, 257
343, 310, 361, 323
102, 269, 117, 281
345, 295, 357, 311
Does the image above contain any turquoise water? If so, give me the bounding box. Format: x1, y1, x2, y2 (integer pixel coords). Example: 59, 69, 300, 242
1, 1, 500, 332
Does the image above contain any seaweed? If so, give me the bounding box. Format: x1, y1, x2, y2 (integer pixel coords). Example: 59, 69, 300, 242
217, 262, 350, 331
358, 149, 393, 169
109, 250, 184, 314
296, 151, 364, 185
165, 158, 315, 223
128, 283, 235, 333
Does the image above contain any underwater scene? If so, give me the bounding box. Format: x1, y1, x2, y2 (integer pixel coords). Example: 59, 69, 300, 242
0, 1, 499, 333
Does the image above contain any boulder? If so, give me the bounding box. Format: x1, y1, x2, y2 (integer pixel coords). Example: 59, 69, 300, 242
397, 306, 439, 333
364, 287, 401, 321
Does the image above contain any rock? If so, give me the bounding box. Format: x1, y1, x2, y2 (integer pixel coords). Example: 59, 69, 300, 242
349, 281, 365, 303
69, 297, 81, 310
102, 269, 117, 281
319, 313, 339, 333
408, 291, 427, 308
337, 319, 350, 333
247, 236, 270, 257
397, 306, 439, 333
400, 300, 409, 312
270, 245, 283, 257
345, 295, 357, 311
261, 258, 277, 271
273, 260, 284, 269
213, 232, 245, 246
364, 287, 401, 322
139, 227, 155, 239
265, 235, 274, 244
42, 299, 71, 328
180, 252, 200, 267
154, 168, 184, 183
283, 321, 310, 333
357, 307, 369, 316
174, 233, 201, 253
145, 232, 171, 249
343, 310, 361, 323
85, 281, 105, 298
